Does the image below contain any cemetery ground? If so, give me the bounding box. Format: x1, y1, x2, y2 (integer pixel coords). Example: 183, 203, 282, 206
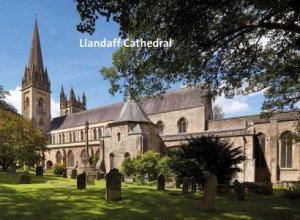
0, 172, 300, 220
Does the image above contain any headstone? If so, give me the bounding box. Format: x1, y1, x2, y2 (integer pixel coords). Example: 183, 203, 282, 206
86, 173, 95, 185
233, 179, 245, 201
182, 177, 189, 194
202, 174, 218, 211
19, 171, 32, 184
77, 172, 86, 190
105, 168, 121, 201
190, 176, 197, 193
62, 169, 67, 178
36, 166, 43, 176
157, 173, 165, 190
71, 169, 77, 179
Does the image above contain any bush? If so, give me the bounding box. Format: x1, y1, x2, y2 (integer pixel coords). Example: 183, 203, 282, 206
134, 151, 160, 182
157, 156, 174, 177
284, 183, 300, 199
53, 163, 66, 175
121, 157, 136, 177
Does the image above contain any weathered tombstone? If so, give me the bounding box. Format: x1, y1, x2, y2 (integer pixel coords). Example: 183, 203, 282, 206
233, 179, 245, 201
157, 173, 165, 190
105, 168, 121, 201
19, 171, 32, 184
36, 166, 43, 176
182, 177, 189, 194
202, 174, 218, 211
71, 169, 77, 179
62, 169, 67, 178
86, 173, 95, 185
77, 172, 86, 190
190, 176, 197, 193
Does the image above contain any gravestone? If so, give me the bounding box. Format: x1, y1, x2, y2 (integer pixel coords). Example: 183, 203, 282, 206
105, 168, 121, 201
157, 173, 165, 190
86, 173, 95, 185
202, 174, 217, 211
182, 177, 189, 194
77, 172, 86, 190
19, 171, 32, 184
71, 169, 77, 179
36, 166, 43, 176
190, 176, 197, 193
233, 179, 245, 201
62, 169, 67, 178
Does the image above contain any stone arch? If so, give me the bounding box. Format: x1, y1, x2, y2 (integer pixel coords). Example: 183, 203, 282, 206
177, 117, 187, 133
157, 120, 165, 134
93, 128, 97, 140
280, 131, 293, 168
56, 151, 62, 164
67, 150, 75, 168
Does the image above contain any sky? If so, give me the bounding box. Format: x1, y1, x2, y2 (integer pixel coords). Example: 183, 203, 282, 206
0, 0, 266, 118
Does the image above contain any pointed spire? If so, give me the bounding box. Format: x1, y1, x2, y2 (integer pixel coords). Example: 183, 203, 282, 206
70, 87, 76, 101
82, 92, 86, 108
60, 85, 65, 96
28, 17, 44, 71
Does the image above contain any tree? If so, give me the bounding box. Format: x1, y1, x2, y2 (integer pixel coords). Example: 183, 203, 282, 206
213, 105, 225, 119
168, 136, 246, 184
0, 85, 17, 113
121, 157, 136, 177
75, 0, 300, 113
0, 109, 47, 171
134, 151, 160, 181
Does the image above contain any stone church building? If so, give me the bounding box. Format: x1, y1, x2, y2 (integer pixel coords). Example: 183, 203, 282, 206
21, 19, 300, 183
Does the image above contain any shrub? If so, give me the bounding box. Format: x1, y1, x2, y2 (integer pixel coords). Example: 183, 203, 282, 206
134, 151, 160, 182
157, 156, 174, 177
121, 157, 136, 177
284, 183, 300, 199
53, 163, 66, 175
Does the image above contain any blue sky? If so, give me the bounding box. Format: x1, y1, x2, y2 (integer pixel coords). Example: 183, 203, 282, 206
0, 0, 266, 118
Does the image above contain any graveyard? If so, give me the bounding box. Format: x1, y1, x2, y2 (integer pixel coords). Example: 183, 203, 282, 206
0, 172, 300, 220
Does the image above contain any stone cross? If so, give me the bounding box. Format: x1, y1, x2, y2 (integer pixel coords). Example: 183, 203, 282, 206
19, 171, 32, 184
182, 177, 189, 194
36, 166, 43, 176
202, 174, 217, 211
71, 169, 77, 179
190, 176, 197, 193
157, 173, 165, 190
233, 179, 245, 201
105, 168, 121, 201
77, 172, 86, 190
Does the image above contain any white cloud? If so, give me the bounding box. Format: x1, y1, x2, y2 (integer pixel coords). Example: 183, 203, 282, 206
214, 95, 250, 114
5, 86, 60, 118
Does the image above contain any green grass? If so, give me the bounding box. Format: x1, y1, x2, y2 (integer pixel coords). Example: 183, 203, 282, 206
0, 172, 300, 220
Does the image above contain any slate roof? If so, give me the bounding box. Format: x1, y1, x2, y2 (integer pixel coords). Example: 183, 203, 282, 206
50, 86, 207, 130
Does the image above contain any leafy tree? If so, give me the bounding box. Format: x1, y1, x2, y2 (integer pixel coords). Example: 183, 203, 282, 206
75, 0, 300, 113
168, 136, 246, 184
0, 85, 17, 113
213, 105, 225, 119
134, 151, 160, 181
121, 157, 136, 177
0, 109, 47, 171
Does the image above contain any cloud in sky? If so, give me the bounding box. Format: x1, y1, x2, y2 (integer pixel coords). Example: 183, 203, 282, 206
5, 86, 60, 118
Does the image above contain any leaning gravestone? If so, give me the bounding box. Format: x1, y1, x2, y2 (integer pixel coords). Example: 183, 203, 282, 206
157, 173, 166, 190
202, 174, 218, 211
105, 168, 121, 201
233, 179, 245, 201
19, 171, 32, 184
36, 166, 43, 176
71, 169, 77, 179
86, 173, 95, 185
182, 177, 189, 194
62, 169, 67, 178
77, 172, 86, 190
190, 176, 197, 193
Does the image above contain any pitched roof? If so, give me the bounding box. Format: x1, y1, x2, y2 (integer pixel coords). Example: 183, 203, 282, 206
50, 86, 207, 130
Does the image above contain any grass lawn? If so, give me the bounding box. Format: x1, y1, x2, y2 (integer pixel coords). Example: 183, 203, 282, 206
0, 172, 300, 220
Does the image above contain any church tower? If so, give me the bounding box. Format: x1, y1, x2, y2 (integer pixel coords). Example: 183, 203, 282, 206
21, 18, 51, 132
60, 86, 86, 116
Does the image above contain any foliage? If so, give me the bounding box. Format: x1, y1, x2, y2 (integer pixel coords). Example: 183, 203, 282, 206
0, 85, 17, 113
74, 0, 300, 113
89, 155, 99, 167
283, 182, 300, 199
0, 109, 47, 171
121, 157, 136, 177
134, 151, 160, 182
213, 105, 225, 119
156, 156, 174, 177
168, 136, 246, 184
52, 163, 66, 175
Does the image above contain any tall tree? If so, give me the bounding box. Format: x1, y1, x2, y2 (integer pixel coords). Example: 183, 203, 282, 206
213, 105, 225, 119
0, 85, 16, 113
75, 0, 300, 112
0, 109, 47, 171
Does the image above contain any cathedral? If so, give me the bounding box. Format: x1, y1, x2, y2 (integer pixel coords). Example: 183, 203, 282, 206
21, 19, 300, 183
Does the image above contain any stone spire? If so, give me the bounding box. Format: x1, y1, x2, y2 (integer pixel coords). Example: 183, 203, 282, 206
70, 87, 76, 101
82, 92, 86, 108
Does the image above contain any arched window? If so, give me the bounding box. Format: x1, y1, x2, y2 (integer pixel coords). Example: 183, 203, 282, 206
73, 132, 76, 142
51, 135, 55, 144
281, 131, 293, 168
255, 133, 266, 167
117, 132, 121, 142
157, 121, 164, 134
124, 152, 131, 159
59, 134, 61, 143
38, 98, 43, 108
93, 128, 97, 140
25, 97, 30, 109
177, 118, 187, 133
62, 133, 65, 143
56, 151, 62, 164
80, 130, 84, 141
98, 128, 102, 139
109, 153, 115, 170
69, 132, 72, 142
67, 150, 75, 167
